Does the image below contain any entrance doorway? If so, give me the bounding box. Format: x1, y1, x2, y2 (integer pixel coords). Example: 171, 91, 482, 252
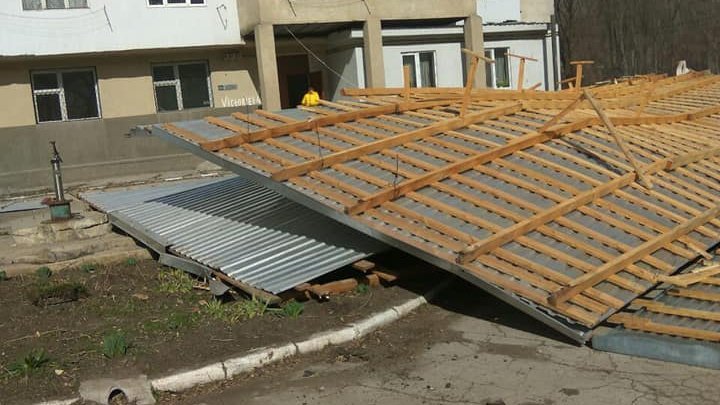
277, 55, 323, 109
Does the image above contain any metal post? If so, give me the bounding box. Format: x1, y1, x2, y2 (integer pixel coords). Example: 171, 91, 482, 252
50, 141, 65, 201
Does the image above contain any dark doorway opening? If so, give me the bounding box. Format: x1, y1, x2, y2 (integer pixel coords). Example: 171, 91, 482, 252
278, 55, 323, 109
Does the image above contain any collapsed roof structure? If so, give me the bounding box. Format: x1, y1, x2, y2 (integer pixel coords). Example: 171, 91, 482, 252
149, 71, 720, 344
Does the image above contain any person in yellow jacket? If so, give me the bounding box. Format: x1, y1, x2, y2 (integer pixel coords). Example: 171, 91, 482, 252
301, 87, 320, 107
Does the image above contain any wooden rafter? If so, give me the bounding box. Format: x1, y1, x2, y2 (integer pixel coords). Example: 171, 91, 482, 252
549, 203, 720, 306
199, 99, 459, 151
270, 103, 522, 182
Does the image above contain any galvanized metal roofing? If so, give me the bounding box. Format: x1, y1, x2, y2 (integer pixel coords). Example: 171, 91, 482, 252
81, 176, 385, 294
150, 72, 720, 342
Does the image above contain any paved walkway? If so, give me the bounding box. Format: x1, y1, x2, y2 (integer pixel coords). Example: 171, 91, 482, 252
172, 281, 720, 405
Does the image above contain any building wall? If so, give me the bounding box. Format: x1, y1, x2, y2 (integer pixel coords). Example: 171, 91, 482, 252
0, 0, 241, 56
519, 0, 554, 22
0, 48, 261, 195
477, 0, 522, 22
485, 37, 549, 90
384, 43, 464, 88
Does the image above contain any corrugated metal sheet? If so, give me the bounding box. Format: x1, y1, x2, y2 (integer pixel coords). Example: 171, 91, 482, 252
82, 177, 385, 294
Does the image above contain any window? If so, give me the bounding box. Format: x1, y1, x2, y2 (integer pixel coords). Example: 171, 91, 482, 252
152, 62, 212, 112
22, 0, 88, 10
31, 69, 100, 123
402, 51, 437, 88
485, 48, 511, 89
147, 0, 206, 6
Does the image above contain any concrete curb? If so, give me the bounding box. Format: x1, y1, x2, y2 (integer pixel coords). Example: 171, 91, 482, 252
36, 279, 449, 404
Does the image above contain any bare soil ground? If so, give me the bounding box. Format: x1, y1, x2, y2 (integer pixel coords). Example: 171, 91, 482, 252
0, 253, 437, 404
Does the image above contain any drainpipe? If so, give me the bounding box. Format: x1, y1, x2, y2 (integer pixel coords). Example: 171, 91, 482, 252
550, 14, 560, 90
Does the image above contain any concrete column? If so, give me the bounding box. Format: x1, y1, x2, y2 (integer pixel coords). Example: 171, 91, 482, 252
254, 24, 281, 111
464, 14, 486, 88
363, 16, 385, 88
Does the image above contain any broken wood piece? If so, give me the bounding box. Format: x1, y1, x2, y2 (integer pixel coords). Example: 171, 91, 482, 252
352, 260, 376, 272
570, 60, 594, 90
582, 89, 654, 189
655, 264, 720, 287
505, 52, 538, 91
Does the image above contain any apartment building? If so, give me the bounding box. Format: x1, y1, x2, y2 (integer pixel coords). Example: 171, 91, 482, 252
1, 0, 551, 194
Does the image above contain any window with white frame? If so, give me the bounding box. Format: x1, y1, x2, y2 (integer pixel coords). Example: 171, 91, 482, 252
22, 0, 88, 10
485, 48, 511, 89
31, 69, 101, 123
402, 51, 437, 88
147, 0, 206, 6
152, 62, 212, 112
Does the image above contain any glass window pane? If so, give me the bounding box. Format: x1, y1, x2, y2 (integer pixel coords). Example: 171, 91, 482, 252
36, 94, 63, 122
68, 0, 88, 8
155, 86, 179, 111
148, 0, 164, 5
495, 49, 510, 88
485, 50, 494, 87
152, 66, 175, 82
190, 0, 205, 4
46, 0, 66, 9
33, 73, 59, 90
22, 0, 43, 10
62, 70, 99, 119
402, 55, 417, 88
419, 52, 436, 87
178, 63, 210, 109
168, 0, 186, 3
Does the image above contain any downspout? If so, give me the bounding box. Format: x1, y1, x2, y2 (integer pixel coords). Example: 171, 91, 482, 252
550, 14, 560, 90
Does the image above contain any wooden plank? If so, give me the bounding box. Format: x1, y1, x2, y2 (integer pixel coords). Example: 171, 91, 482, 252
634, 299, 720, 322
667, 288, 720, 303
271, 103, 522, 182
403, 65, 412, 103
457, 159, 667, 264
583, 89, 653, 189
609, 312, 720, 342
655, 264, 720, 287
162, 123, 209, 144
550, 203, 720, 306
460, 53, 481, 117
199, 99, 459, 151
254, 109, 298, 123
537, 93, 585, 132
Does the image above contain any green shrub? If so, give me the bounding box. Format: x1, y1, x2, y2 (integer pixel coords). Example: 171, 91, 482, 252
8, 349, 50, 377
0, 270, 7, 281
166, 312, 198, 330
157, 269, 194, 294
125, 258, 138, 266
102, 332, 130, 358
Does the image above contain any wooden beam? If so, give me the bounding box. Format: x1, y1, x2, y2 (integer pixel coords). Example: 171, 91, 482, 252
403, 65, 412, 102
583, 89, 654, 189
549, 203, 720, 306
199, 99, 458, 151
460, 54, 481, 117
457, 160, 668, 264
609, 312, 720, 342
667, 287, 720, 303
270, 103, 522, 182
633, 299, 720, 322
654, 264, 720, 287
537, 92, 585, 132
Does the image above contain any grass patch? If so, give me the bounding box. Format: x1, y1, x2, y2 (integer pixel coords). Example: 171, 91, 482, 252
157, 269, 194, 294
35, 266, 52, 282
27, 281, 88, 306
7, 349, 50, 377
0, 270, 7, 281
278, 300, 304, 318
166, 312, 199, 330
202, 297, 268, 324
126, 258, 138, 266
102, 332, 130, 359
